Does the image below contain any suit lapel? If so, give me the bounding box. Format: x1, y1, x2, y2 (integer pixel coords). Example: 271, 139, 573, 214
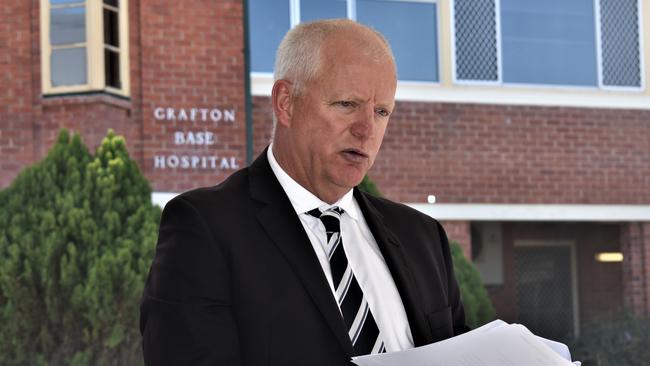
249, 149, 355, 356
354, 189, 433, 346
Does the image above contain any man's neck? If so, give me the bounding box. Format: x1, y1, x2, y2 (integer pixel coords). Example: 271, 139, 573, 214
270, 143, 348, 204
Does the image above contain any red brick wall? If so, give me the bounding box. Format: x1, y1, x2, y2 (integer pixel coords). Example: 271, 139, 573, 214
252, 96, 273, 156
1, 0, 37, 188
621, 222, 650, 317
575, 225, 624, 322
4, 1, 648, 205
36, 96, 136, 158
250, 98, 650, 205
1, 0, 248, 193
1, 0, 143, 189
378, 103, 650, 205
139, 0, 247, 192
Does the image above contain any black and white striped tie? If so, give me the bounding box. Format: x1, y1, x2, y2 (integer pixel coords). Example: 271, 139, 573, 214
308, 207, 386, 356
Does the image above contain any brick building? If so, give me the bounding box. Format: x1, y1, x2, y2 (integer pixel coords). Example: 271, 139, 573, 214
2, 0, 649, 341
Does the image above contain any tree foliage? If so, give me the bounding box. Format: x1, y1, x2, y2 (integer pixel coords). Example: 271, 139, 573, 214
449, 242, 495, 328
0, 129, 160, 365
570, 312, 650, 366
357, 175, 382, 197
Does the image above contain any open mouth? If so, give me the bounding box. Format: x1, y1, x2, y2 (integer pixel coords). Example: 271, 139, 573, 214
341, 149, 368, 162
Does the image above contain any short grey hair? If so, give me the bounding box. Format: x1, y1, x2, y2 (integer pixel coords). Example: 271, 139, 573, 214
270, 19, 395, 138
273, 19, 395, 95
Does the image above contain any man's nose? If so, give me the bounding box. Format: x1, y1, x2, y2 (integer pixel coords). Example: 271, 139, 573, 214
350, 107, 375, 139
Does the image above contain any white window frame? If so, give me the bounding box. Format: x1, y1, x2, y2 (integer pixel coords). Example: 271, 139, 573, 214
40, 0, 130, 97
450, 0, 502, 86
451, 0, 645, 92
595, 0, 645, 92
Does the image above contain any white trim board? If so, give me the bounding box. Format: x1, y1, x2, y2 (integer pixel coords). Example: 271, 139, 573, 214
153, 192, 650, 222
251, 73, 650, 110
393, 82, 650, 110
152, 192, 177, 208
408, 203, 650, 222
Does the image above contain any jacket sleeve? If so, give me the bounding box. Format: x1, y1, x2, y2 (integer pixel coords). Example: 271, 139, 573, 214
140, 196, 241, 365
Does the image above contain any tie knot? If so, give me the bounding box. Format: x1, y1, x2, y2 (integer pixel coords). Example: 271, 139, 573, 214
307, 206, 343, 219
307, 206, 343, 232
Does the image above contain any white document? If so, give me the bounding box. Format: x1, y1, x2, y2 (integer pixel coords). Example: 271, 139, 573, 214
352, 320, 579, 366
472, 319, 574, 362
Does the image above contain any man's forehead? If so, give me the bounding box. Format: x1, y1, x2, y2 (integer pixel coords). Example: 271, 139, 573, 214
316, 62, 397, 107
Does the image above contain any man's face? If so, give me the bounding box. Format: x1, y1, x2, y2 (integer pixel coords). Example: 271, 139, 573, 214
281, 35, 397, 202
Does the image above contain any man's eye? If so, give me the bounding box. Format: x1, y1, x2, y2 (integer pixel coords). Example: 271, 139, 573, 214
335, 101, 355, 108
375, 108, 390, 117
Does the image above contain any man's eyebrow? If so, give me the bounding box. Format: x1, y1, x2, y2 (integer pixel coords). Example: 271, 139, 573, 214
376, 101, 395, 110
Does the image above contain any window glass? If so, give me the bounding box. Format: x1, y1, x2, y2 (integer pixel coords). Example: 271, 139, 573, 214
357, 0, 438, 82
51, 47, 87, 86
500, 0, 597, 86
50, 6, 86, 45
105, 49, 121, 88
44, 0, 129, 93
104, 8, 119, 47
301, 0, 347, 23
249, 0, 290, 72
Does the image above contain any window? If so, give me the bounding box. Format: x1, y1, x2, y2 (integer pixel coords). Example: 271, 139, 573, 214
249, 1, 290, 73
501, 0, 598, 86
358, 1, 438, 82
248, 0, 439, 82
301, 0, 347, 23
453, 0, 643, 89
103, 0, 121, 89
41, 0, 130, 96
599, 0, 642, 87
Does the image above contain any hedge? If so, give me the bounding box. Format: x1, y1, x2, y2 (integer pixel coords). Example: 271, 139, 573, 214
0, 130, 160, 365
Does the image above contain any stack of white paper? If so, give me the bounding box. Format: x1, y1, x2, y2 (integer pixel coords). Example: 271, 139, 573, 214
352, 320, 580, 366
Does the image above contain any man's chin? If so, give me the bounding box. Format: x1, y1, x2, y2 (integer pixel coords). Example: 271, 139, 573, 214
328, 167, 369, 191
338, 176, 366, 190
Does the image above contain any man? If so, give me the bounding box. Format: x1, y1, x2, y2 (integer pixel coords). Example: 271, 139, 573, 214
140, 19, 467, 365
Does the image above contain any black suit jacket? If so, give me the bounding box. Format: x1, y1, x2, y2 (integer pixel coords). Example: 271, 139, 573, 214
140, 149, 467, 365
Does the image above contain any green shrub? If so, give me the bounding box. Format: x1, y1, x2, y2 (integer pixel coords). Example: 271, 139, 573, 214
358, 175, 495, 328
0, 129, 160, 365
358, 175, 381, 197
450, 242, 495, 328
570, 312, 650, 366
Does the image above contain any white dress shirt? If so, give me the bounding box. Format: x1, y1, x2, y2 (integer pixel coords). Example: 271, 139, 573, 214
267, 145, 414, 352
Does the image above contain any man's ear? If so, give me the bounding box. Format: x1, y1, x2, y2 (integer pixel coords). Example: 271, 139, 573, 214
272, 79, 294, 128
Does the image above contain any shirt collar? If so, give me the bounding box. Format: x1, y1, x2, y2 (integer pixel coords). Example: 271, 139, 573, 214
267, 144, 359, 221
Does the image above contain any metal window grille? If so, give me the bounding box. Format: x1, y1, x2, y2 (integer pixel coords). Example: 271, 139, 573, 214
600, 0, 641, 87
515, 246, 575, 342
453, 0, 498, 81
